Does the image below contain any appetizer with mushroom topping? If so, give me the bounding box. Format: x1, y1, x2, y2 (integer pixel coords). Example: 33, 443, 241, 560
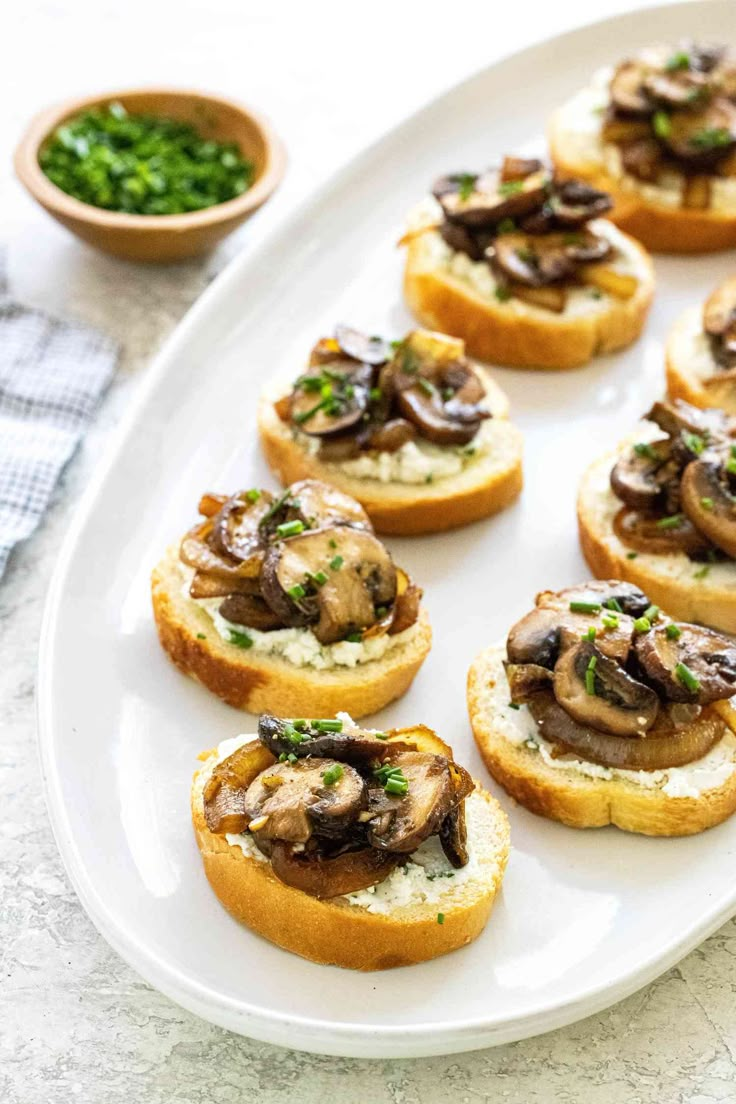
578, 399, 736, 633
667, 276, 736, 413
150, 479, 431, 717
401, 156, 654, 369
258, 327, 523, 534
191, 714, 510, 969
550, 42, 736, 251
468, 581, 736, 834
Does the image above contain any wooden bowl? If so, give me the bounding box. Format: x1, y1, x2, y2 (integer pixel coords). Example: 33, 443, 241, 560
14, 87, 286, 262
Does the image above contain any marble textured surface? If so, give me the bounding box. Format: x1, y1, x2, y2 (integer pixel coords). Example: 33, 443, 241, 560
3, 1, 736, 1100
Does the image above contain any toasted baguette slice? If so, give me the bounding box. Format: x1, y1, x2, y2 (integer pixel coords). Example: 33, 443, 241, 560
666, 303, 736, 414
191, 730, 510, 970
152, 546, 432, 717
578, 448, 736, 634
402, 221, 654, 370
549, 93, 736, 254
257, 369, 523, 535
468, 643, 736, 835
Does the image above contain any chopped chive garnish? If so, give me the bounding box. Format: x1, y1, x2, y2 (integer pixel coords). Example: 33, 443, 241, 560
374, 732, 389, 740
345, 632, 363, 643
227, 629, 253, 649
245, 488, 261, 503
307, 570, 328, 587
496, 217, 516, 234
276, 519, 305, 538
330, 555, 344, 570
288, 583, 306, 600
329, 538, 337, 549
634, 617, 651, 633
601, 613, 619, 630
297, 373, 324, 392
417, 377, 435, 396
666, 623, 682, 640
508, 702, 521, 710
293, 719, 308, 731
693, 564, 710, 579
675, 662, 701, 693
585, 655, 597, 696
626, 551, 638, 560
196, 632, 206, 640
437, 913, 445, 925
633, 442, 658, 460
495, 285, 512, 302
369, 387, 382, 402
665, 49, 690, 71
683, 432, 705, 455
570, 600, 601, 614
456, 173, 476, 201
689, 127, 732, 150
294, 398, 329, 424
498, 180, 524, 196
653, 111, 672, 138
373, 763, 409, 794
582, 627, 596, 641
321, 764, 344, 786
644, 604, 660, 622
311, 719, 343, 733
656, 514, 683, 530
283, 723, 306, 746
603, 598, 623, 613
726, 457, 736, 476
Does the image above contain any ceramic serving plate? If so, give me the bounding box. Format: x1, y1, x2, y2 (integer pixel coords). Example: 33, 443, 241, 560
38, 0, 736, 1059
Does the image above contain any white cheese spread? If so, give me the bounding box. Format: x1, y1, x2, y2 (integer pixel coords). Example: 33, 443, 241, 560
181, 565, 419, 670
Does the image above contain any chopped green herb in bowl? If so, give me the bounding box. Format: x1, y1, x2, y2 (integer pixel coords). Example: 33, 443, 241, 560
39, 102, 255, 216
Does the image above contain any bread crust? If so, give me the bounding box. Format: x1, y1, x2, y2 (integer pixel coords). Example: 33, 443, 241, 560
191, 742, 510, 970
152, 547, 432, 717
468, 646, 736, 836
549, 113, 736, 254
257, 370, 523, 535
402, 227, 654, 370
665, 304, 736, 414
578, 452, 736, 635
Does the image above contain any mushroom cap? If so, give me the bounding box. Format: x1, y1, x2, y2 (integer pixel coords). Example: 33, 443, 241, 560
635, 623, 736, 704
268, 842, 401, 898
703, 276, 736, 337
680, 457, 736, 558
434, 167, 550, 229
257, 714, 413, 766
613, 506, 714, 558
553, 640, 659, 737
243, 758, 367, 844
367, 751, 459, 853
260, 525, 397, 644
334, 324, 391, 366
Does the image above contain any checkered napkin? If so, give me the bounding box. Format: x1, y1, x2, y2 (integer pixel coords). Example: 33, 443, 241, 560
0, 255, 119, 579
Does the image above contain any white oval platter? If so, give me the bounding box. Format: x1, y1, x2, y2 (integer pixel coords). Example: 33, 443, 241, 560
38, 0, 736, 1059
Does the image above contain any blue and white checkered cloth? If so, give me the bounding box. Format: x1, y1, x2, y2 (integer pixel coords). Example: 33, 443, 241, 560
0, 256, 119, 578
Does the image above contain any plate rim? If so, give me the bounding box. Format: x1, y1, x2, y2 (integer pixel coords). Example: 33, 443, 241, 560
36, 0, 736, 1058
